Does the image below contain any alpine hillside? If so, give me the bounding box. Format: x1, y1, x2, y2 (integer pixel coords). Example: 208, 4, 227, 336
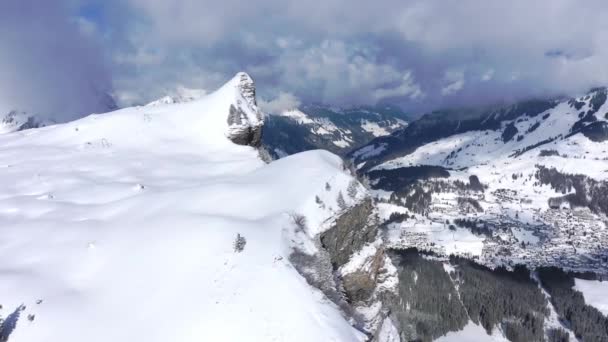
331, 88, 608, 341
0, 72, 368, 342
262, 104, 410, 158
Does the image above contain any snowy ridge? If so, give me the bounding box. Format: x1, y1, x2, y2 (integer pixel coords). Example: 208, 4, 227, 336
373, 91, 608, 178
0, 73, 365, 342
145, 86, 207, 106
0, 110, 53, 134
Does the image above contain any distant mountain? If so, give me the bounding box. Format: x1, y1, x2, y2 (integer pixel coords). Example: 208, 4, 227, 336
262, 104, 411, 158
145, 87, 207, 106
329, 87, 608, 342
0, 91, 118, 134
348, 87, 608, 273
0, 110, 53, 134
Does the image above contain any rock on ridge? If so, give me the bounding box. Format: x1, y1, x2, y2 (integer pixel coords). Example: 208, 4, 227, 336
225, 72, 264, 147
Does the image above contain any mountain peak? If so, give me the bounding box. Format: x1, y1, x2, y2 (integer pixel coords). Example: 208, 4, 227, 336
230, 72, 257, 106
224, 72, 264, 147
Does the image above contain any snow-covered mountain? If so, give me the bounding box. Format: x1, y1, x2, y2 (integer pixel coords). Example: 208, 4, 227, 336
0, 110, 53, 134
0, 72, 368, 342
336, 88, 608, 341
0, 92, 118, 134
145, 86, 207, 106
263, 104, 409, 158
350, 87, 608, 270
2, 70, 607, 342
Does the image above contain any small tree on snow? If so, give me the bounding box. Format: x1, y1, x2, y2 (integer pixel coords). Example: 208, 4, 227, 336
315, 195, 325, 208
347, 180, 358, 198
234, 233, 247, 253
325, 182, 331, 191
289, 212, 307, 233
337, 191, 347, 211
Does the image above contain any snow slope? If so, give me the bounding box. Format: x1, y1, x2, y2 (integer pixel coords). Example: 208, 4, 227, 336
435, 322, 508, 342
0, 73, 364, 342
574, 278, 608, 316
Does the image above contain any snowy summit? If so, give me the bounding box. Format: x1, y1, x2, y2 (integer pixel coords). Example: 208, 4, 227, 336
0, 72, 365, 342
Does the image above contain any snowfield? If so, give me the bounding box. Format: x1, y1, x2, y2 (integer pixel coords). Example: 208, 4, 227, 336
574, 278, 608, 316
435, 322, 508, 342
0, 74, 365, 342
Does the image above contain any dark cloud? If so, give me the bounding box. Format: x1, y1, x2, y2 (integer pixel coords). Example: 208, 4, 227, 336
0, 0, 113, 120
99, 0, 608, 113
5, 0, 608, 118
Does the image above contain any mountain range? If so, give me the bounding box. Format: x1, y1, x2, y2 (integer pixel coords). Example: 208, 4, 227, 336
262, 104, 411, 158
0, 74, 607, 342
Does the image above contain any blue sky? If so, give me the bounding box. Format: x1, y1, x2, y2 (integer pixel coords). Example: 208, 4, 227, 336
3, 0, 608, 120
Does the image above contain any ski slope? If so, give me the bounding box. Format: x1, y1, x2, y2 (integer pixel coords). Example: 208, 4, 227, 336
0, 74, 365, 342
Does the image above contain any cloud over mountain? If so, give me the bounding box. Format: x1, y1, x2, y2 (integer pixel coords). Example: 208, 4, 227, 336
5, 0, 608, 118
0, 0, 114, 120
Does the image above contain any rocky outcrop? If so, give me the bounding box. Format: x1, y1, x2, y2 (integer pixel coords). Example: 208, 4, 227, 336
227, 103, 263, 146
319, 198, 395, 337
226, 72, 264, 147
320, 198, 378, 267
341, 247, 386, 303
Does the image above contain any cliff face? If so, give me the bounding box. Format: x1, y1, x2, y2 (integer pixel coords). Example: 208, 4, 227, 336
319, 198, 399, 339
321, 198, 378, 268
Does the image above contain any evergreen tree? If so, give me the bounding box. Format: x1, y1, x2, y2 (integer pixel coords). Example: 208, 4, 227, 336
315, 195, 324, 208
233, 233, 246, 253
337, 191, 347, 210
347, 180, 358, 198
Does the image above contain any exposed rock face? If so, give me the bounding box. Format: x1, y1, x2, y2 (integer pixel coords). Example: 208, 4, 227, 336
342, 247, 386, 303
226, 72, 264, 147
320, 198, 378, 267
319, 199, 399, 338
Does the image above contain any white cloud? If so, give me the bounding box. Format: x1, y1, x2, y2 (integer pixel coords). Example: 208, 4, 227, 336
0, 0, 112, 120
101, 0, 608, 111
441, 70, 465, 96
372, 72, 424, 101
259, 92, 301, 113
12, 0, 608, 117
481, 69, 494, 82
